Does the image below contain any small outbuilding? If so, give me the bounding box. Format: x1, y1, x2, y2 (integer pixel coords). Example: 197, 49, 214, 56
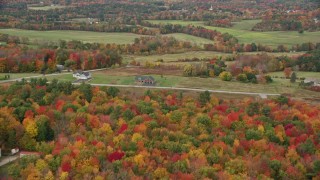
135, 76, 155, 86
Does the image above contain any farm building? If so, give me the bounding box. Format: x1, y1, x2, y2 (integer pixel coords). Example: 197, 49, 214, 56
303, 78, 320, 87
73, 70, 92, 80
135, 76, 155, 86
20, 151, 41, 158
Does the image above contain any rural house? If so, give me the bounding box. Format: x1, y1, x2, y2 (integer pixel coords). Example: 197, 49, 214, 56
303, 78, 320, 87
73, 70, 92, 80
135, 76, 155, 86
20, 151, 41, 158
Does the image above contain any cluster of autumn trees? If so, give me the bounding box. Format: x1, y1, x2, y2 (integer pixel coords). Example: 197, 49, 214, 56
231, 50, 320, 74
0, 45, 122, 73
129, 36, 195, 55
253, 9, 320, 32
183, 58, 226, 78
296, 49, 320, 72
141, 22, 240, 52
180, 50, 320, 85
182, 59, 272, 84
205, 19, 233, 28
1, 79, 320, 179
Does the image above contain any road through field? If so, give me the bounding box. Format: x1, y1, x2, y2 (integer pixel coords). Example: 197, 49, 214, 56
0, 68, 280, 99
74, 83, 280, 99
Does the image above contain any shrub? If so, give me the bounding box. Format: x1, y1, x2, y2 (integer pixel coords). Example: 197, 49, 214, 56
219, 71, 232, 81
276, 95, 289, 105
107, 87, 120, 97
265, 75, 273, 83
236, 73, 248, 82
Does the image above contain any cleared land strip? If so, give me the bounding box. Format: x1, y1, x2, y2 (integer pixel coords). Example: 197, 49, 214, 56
0, 68, 108, 84
74, 83, 280, 99
0, 71, 280, 98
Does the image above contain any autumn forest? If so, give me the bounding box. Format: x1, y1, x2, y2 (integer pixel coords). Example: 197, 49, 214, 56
0, 0, 320, 179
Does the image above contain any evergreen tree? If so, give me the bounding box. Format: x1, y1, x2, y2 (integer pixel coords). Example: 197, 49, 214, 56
290, 72, 297, 83
199, 91, 211, 106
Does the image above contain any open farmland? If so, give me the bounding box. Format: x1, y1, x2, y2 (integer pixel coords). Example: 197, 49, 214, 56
268, 71, 320, 79
90, 70, 320, 98
123, 51, 231, 64
231, 20, 262, 30
165, 33, 214, 45
123, 51, 305, 65
0, 29, 215, 46
27, 5, 67, 10
147, 20, 320, 47
5, 68, 319, 99
0, 29, 146, 44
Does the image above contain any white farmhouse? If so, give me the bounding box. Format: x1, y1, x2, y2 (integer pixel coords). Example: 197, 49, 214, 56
73, 70, 92, 80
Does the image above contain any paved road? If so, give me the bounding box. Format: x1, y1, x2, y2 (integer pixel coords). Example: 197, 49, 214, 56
0, 68, 280, 99
0, 68, 108, 84
73, 83, 280, 99
0, 154, 19, 167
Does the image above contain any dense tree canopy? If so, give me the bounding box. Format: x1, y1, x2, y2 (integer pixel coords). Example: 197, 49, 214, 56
0, 79, 319, 179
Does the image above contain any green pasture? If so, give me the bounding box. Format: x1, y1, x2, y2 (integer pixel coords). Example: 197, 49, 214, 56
2, 71, 319, 98
0, 73, 40, 80
27, 5, 67, 10
0, 29, 145, 44
268, 71, 320, 79
123, 50, 304, 65
231, 20, 262, 30
123, 51, 230, 63
166, 33, 214, 45
146, 20, 320, 47
71, 18, 99, 23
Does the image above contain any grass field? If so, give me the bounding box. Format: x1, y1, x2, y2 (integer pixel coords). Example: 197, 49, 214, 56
231, 20, 262, 30
71, 18, 99, 23
0, 29, 145, 44
123, 51, 230, 63
89, 72, 320, 97
0, 73, 40, 80
2, 70, 319, 98
146, 20, 320, 47
123, 51, 305, 65
28, 5, 67, 10
166, 33, 214, 45
268, 71, 320, 79
0, 29, 214, 46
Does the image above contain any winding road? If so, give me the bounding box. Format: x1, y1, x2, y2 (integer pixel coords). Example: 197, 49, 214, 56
0, 154, 19, 167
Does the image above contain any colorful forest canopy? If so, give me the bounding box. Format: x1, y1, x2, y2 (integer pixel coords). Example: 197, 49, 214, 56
0, 79, 319, 179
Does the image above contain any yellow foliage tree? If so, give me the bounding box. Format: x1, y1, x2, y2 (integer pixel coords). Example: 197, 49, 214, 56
132, 133, 143, 143
133, 154, 144, 167
26, 121, 38, 138
100, 123, 113, 135
45, 171, 54, 180
60, 172, 69, 180
36, 159, 48, 172
153, 167, 169, 179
